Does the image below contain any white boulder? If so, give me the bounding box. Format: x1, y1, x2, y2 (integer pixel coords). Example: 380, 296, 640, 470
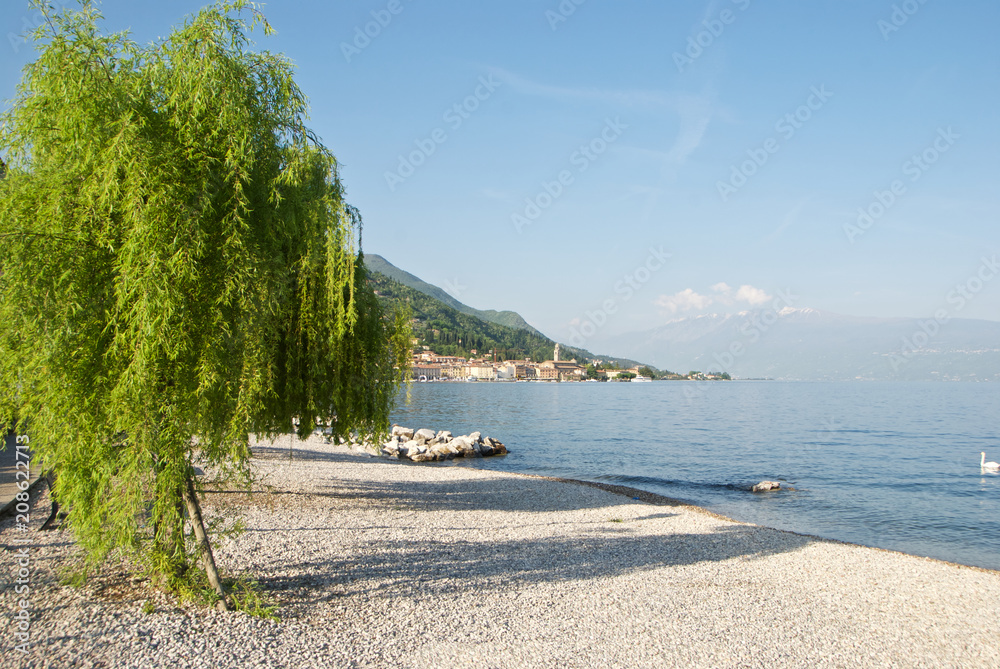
414, 428, 436, 443
391, 425, 414, 439
373, 427, 508, 462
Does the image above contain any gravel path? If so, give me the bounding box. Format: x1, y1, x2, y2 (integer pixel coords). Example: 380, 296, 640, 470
3, 434, 999, 668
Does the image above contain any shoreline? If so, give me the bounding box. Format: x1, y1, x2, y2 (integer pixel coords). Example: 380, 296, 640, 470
4, 435, 1000, 667
386, 451, 1000, 576
539, 473, 1000, 576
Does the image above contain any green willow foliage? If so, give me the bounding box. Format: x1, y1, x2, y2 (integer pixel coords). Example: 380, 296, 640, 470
0, 1, 409, 579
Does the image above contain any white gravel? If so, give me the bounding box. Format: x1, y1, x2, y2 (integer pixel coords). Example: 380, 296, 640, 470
3, 433, 999, 668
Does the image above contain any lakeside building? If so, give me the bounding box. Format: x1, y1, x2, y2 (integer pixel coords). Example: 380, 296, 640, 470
496, 364, 516, 380
537, 367, 560, 381
538, 359, 585, 381
412, 365, 442, 381
408, 341, 585, 382
431, 355, 464, 365
408, 346, 727, 382
441, 365, 465, 380
409, 349, 583, 382
537, 344, 585, 381
513, 361, 537, 380
467, 364, 497, 381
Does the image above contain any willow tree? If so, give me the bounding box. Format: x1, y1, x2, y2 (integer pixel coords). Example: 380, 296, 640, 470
0, 1, 409, 608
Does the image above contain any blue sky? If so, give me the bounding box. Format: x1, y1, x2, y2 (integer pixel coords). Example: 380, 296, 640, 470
3, 0, 998, 345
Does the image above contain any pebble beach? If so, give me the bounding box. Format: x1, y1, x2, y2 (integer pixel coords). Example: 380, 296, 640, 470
3, 434, 1000, 668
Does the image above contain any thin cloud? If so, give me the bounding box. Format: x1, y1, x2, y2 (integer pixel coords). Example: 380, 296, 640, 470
662, 105, 712, 173
491, 67, 715, 170
655, 283, 772, 314
489, 68, 717, 232
492, 67, 698, 109
654, 288, 714, 314
734, 284, 771, 305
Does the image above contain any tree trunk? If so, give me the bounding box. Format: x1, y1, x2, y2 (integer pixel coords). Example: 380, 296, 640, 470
39, 469, 61, 531
181, 474, 229, 611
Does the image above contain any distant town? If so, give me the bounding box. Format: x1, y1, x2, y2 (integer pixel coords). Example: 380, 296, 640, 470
410, 343, 731, 382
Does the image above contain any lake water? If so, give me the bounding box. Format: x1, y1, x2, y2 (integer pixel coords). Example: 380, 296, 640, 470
390, 381, 1000, 571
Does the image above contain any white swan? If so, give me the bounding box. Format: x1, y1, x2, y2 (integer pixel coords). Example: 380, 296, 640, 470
982, 452, 1000, 471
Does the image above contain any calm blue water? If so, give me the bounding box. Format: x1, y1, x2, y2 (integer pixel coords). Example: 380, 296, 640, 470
390, 381, 1000, 571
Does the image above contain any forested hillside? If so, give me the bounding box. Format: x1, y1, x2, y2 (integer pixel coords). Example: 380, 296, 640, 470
368, 270, 556, 361
367, 268, 646, 369
364, 254, 547, 337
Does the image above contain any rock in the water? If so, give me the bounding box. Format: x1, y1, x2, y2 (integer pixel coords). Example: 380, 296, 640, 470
391, 425, 414, 439
752, 481, 781, 492
398, 440, 426, 458
428, 442, 458, 460
414, 428, 436, 443
371, 427, 508, 462
450, 438, 478, 457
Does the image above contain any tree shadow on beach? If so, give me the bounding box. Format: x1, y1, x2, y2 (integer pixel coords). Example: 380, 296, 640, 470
232, 458, 819, 609
252, 522, 815, 612
247, 444, 701, 515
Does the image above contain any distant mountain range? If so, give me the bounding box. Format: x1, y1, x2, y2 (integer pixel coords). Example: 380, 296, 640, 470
594, 307, 1000, 381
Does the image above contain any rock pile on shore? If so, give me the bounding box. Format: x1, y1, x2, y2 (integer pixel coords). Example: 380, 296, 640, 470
374, 425, 508, 462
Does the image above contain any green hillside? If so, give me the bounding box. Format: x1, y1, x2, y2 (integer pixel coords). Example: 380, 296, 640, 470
369, 270, 555, 361
365, 254, 547, 338
366, 265, 647, 369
